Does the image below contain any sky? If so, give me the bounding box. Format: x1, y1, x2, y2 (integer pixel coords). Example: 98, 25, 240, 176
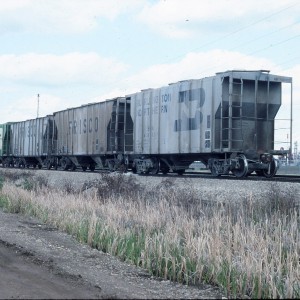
0, 0, 299, 153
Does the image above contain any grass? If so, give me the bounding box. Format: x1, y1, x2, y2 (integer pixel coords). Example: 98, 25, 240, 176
0, 170, 299, 299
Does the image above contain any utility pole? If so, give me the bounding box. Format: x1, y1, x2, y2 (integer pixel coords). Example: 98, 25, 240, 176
37, 94, 40, 118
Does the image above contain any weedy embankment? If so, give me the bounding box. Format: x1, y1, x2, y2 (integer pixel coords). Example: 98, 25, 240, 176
0, 169, 299, 299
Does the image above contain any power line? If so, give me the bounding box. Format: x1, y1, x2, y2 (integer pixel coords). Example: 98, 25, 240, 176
104, 1, 300, 92
182, 31, 299, 77
227, 20, 300, 52
82, 1, 300, 97
247, 34, 300, 56
161, 2, 300, 64
276, 55, 300, 67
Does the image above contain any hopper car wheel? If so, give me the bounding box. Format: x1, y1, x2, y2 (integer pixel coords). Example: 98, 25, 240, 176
262, 158, 278, 178
119, 164, 128, 173
61, 159, 68, 171
176, 170, 185, 175
82, 166, 87, 172
231, 154, 248, 178
3, 159, 12, 168
159, 161, 169, 174
89, 165, 95, 172
107, 161, 115, 172
161, 168, 169, 174
149, 158, 159, 175
211, 163, 220, 177
149, 167, 159, 175
46, 162, 52, 170
18, 159, 25, 168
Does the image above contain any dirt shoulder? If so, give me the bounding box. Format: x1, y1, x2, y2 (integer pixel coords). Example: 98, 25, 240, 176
0, 241, 102, 299
0, 210, 224, 299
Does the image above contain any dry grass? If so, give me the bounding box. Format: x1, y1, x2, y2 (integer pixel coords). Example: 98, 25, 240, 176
0, 171, 299, 299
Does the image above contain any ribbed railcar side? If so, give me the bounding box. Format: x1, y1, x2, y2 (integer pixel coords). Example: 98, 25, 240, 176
52, 98, 125, 171
1, 116, 53, 168
127, 75, 218, 173
129, 76, 218, 155
127, 70, 292, 177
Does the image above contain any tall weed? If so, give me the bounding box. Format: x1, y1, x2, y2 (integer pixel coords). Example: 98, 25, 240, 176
0, 172, 299, 299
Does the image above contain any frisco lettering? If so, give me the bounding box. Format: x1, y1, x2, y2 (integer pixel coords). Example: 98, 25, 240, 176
68, 117, 99, 134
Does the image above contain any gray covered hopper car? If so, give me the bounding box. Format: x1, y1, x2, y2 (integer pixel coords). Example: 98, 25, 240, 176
46, 97, 133, 171
5, 116, 54, 168
127, 70, 292, 177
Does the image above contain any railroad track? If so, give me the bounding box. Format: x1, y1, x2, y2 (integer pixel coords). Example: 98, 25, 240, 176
158, 171, 300, 183
1, 166, 300, 184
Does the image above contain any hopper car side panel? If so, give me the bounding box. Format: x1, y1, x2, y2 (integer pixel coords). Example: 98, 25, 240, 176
54, 100, 115, 157
52, 98, 130, 171
130, 77, 216, 156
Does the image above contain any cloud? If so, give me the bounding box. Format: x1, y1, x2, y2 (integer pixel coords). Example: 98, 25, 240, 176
0, 0, 144, 34
0, 52, 128, 86
123, 49, 277, 90
0, 0, 32, 12
137, 0, 300, 38
4, 94, 64, 122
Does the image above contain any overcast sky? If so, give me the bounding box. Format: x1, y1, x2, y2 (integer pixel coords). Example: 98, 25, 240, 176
0, 0, 299, 151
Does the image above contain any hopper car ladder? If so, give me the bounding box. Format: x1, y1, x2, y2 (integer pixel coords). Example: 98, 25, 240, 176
124, 98, 133, 152
108, 99, 133, 153
109, 103, 117, 152
221, 77, 244, 151
109, 100, 125, 152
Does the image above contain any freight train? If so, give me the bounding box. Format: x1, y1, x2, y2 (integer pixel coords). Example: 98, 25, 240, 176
0, 70, 293, 178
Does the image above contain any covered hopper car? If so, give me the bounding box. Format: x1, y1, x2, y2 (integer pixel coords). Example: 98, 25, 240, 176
44, 97, 133, 171
0, 70, 293, 178
0, 116, 54, 169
